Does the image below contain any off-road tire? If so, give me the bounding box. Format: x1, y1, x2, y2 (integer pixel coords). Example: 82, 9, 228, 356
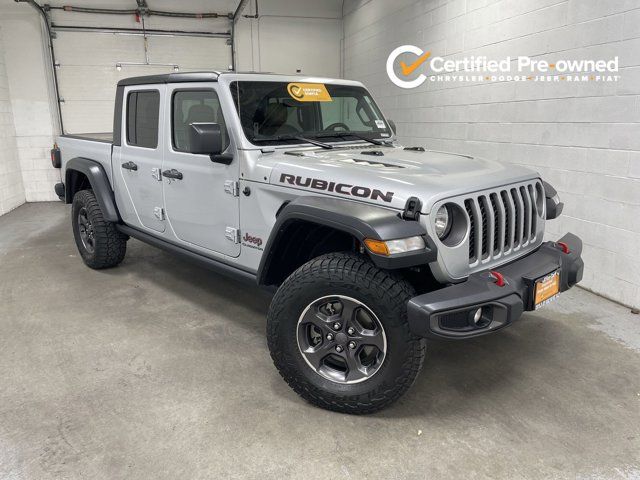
267, 252, 426, 414
72, 189, 127, 269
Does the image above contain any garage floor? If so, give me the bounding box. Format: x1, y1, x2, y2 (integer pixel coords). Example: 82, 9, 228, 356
1, 202, 639, 479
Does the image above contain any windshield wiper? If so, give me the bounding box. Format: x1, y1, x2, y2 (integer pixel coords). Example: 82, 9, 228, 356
313, 132, 390, 146
263, 134, 334, 149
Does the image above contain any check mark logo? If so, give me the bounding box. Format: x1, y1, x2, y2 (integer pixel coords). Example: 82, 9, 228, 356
386, 45, 430, 89
399, 51, 431, 76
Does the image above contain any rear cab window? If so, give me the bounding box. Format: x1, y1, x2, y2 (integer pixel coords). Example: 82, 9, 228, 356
126, 90, 160, 148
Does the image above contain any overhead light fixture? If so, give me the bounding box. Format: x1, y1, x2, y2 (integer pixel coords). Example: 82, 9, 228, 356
114, 62, 180, 71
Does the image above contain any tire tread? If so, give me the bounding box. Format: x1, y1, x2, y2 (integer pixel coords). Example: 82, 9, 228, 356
267, 252, 426, 414
72, 189, 127, 269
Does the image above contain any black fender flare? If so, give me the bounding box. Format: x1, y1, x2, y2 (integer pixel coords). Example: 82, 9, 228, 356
65, 157, 120, 223
257, 196, 437, 286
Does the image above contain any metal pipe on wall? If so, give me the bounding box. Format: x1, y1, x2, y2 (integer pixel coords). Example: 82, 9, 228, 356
48, 6, 137, 15
230, 0, 258, 71
47, 5, 232, 19
51, 25, 231, 38
14, 0, 65, 134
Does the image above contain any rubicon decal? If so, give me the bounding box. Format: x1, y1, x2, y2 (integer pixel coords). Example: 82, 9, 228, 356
279, 174, 394, 203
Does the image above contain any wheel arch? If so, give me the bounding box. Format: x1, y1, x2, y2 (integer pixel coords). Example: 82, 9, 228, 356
65, 157, 120, 223
257, 196, 437, 287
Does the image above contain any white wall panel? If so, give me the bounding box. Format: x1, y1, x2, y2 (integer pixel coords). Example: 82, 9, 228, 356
343, 0, 640, 309
234, 0, 342, 76
54, 31, 231, 133
256, 17, 341, 77
0, 12, 57, 203
0, 26, 26, 215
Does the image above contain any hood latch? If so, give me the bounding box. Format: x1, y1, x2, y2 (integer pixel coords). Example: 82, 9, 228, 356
402, 196, 422, 221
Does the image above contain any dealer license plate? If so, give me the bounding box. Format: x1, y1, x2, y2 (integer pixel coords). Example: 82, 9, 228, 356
534, 270, 560, 309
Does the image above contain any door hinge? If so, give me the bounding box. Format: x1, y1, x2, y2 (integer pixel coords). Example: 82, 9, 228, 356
224, 180, 239, 197
153, 206, 165, 220
225, 226, 240, 244
151, 168, 162, 181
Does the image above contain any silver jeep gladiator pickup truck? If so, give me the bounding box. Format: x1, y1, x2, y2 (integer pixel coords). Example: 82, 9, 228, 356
52, 72, 583, 414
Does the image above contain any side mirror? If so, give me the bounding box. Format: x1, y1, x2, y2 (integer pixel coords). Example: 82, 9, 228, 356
189, 122, 223, 155
387, 119, 397, 135
188, 123, 233, 164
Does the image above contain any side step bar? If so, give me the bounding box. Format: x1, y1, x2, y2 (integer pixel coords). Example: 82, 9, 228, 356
116, 224, 259, 287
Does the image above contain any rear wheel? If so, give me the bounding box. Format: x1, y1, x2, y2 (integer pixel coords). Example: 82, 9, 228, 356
267, 252, 426, 414
72, 189, 127, 269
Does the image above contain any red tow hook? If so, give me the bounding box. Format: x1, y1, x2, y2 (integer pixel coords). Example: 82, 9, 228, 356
556, 241, 570, 254
490, 271, 506, 287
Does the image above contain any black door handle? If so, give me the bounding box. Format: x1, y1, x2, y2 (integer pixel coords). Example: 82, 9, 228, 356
162, 169, 183, 180
121, 161, 138, 171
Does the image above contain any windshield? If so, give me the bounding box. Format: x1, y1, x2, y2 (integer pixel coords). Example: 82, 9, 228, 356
229, 81, 392, 145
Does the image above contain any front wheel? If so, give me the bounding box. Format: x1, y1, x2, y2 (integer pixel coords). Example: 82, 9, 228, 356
267, 252, 426, 414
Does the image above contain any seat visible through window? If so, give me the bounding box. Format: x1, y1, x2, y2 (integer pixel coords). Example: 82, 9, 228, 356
173, 90, 230, 152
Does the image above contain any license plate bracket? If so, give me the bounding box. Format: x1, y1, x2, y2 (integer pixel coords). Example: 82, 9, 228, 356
534, 270, 560, 309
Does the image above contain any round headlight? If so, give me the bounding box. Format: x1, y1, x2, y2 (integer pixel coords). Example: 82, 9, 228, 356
434, 205, 451, 239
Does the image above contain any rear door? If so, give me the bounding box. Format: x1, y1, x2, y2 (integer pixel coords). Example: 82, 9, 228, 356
113, 86, 166, 233
161, 84, 240, 257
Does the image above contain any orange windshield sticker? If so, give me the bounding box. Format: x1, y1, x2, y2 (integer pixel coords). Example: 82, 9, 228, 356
287, 83, 332, 102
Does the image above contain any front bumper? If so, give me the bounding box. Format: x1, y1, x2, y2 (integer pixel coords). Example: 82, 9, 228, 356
407, 233, 584, 340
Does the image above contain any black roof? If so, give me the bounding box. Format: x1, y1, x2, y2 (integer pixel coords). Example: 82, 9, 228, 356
116, 71, 300, 86
117, 71, 221, 86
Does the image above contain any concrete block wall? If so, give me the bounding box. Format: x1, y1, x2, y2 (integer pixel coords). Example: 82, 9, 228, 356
0, 12, 58, 203
343, 0, 640, 308
0, 26, 25, 215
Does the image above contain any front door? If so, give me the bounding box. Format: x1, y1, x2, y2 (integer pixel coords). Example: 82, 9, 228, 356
162, 85, 240, 257
113, 86, 166, 233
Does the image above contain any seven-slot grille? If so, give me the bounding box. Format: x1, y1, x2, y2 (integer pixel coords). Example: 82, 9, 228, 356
464, 181, 542, 265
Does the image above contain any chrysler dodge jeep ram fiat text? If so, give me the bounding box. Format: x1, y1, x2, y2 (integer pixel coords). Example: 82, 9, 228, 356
52, 72, 584, 414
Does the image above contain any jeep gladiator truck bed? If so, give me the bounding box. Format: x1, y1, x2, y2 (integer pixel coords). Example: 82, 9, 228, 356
52, 71, 583, 414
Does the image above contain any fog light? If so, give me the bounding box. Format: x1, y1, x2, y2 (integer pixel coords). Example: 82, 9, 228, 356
472, 308, 483, 325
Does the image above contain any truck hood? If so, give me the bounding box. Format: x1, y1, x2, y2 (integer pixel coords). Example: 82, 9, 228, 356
265, 145, 539, 213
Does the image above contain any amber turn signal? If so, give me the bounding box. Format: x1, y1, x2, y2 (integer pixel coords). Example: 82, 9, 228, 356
364, 239, 390, 256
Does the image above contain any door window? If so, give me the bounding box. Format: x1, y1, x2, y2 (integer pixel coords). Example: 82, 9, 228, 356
126, 90, 160, 148
172, 90, 230, 152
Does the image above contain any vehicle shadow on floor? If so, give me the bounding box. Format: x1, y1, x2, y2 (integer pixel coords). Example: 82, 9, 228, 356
11, 203, 630, 428
103, 238, 273, 328
381, 312, 595, 419
97, 238, 597, 421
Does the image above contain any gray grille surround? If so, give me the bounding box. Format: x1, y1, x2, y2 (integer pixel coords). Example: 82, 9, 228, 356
425, 179, 546, 281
